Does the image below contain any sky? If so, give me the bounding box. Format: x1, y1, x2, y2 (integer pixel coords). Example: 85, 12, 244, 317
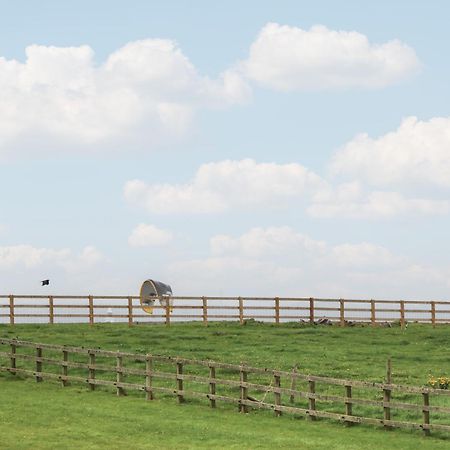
1, 0, 450, 299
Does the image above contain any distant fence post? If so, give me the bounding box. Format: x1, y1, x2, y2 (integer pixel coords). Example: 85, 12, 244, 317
9, 295, 14, 325
238, 297, 244, 325
422, 392, 431, 436
176, 361, 184, 403
209, 365, 216, 408
371, 300, 376, 326
88, 295, 94, 326
339, 299, 345, 327
145, 355, 154, 400
383, 358, 392, 429
239, 364, 248, 413
202, 296, 208, 326
35, 346, 43, 383
48, 296, 54, 324
274, 373, 282, 416
275, 297, 280, 325
165, 304, 171, 326
400, 301, 405, 329
127, 297, 133, 327
431, 301, 436, 328
309, 298, 314, 324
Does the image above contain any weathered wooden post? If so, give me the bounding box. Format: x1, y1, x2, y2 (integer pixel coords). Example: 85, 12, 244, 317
88, 295, 94, 326
309, 298, 314, 324
145, 355, 154, 400
116, 354, 125, 396
127, 296, 133, 327
176, 361, 184, 404
9, 295, 14, 325
202, 296, 208, 326
88, 351, 96, 391
35, 346, 43, 382
239, 364, 248, 413
275, 297, 280, 325
274, 373, 282, 416
339, 299, 345, 327
48, 296, 54, 324
422, 392, 431, 436
383, 358, 392, 429
209, 364, 216, 408
238, 297, 244, 325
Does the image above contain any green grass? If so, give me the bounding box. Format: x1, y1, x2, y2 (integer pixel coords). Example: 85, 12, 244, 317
2, 321, 450, 448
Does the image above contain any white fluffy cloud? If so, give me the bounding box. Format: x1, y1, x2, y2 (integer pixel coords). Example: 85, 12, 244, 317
0, 40, 250, 157
128, 223, 173, 247
124, 158, 325, 214
241, 23, 420, 91
0, 244, 103, 271
331, 116, 450, 188
308, 181, 450, 218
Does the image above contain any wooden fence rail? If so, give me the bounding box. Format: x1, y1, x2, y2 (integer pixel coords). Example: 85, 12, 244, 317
1, 338, 450, 436
0, 295, 449, 327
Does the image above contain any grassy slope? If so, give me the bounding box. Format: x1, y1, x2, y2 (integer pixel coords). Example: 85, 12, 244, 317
1, 321, 450, 449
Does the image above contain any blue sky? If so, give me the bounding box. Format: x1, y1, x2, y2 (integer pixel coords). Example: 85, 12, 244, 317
1, 1, 450, 298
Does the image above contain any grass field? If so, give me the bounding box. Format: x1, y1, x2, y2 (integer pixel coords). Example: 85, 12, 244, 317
1, 321, 450, 449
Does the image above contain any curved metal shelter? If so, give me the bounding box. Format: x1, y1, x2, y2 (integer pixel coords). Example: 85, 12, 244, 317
140, 279, 173, 314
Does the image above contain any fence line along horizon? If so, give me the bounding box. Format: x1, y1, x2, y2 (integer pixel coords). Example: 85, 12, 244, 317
2, 294, 450, 326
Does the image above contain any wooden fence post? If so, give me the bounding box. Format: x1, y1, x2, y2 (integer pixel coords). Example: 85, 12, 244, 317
127, 297, 133, 327
422, 392, 431, 436
209, 365, 216, 408
309, 298, 314, 324
308, 379, 316, 420
62, 349, 69, 386
238, 297, 244, 325
88, 351, 96, 391
340, 299, 345, 327
400, 301, 405, 329
274, 374, 282, 416
10, 342, 16, 374
383, 358, 392, 428
371, 300, 376, 326
9, 295, 14, 325
35, 346, 43, 382
202, 296, 208, 326
88, 295, 94, 326
145, 355, 153, 400
176, 362, 184, 403
165, 304, 171, 326
431, 301, 436, 328
275, 297, 280, 325
48, 296, 54, 324
239, 365, 248, 413
289, 365, 298, 404
116, 354, 125, 396
344, 384, 353, 425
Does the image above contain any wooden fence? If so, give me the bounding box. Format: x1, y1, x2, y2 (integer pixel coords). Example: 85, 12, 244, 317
1, 295, 450, 326
1, 338, 450, 436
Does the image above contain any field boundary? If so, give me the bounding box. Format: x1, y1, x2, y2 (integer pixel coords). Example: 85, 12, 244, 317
1, 294, 450, 326
1, 338, 449, 437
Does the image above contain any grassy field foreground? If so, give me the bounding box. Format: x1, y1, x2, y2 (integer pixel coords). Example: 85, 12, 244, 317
1, 321, 450, 448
